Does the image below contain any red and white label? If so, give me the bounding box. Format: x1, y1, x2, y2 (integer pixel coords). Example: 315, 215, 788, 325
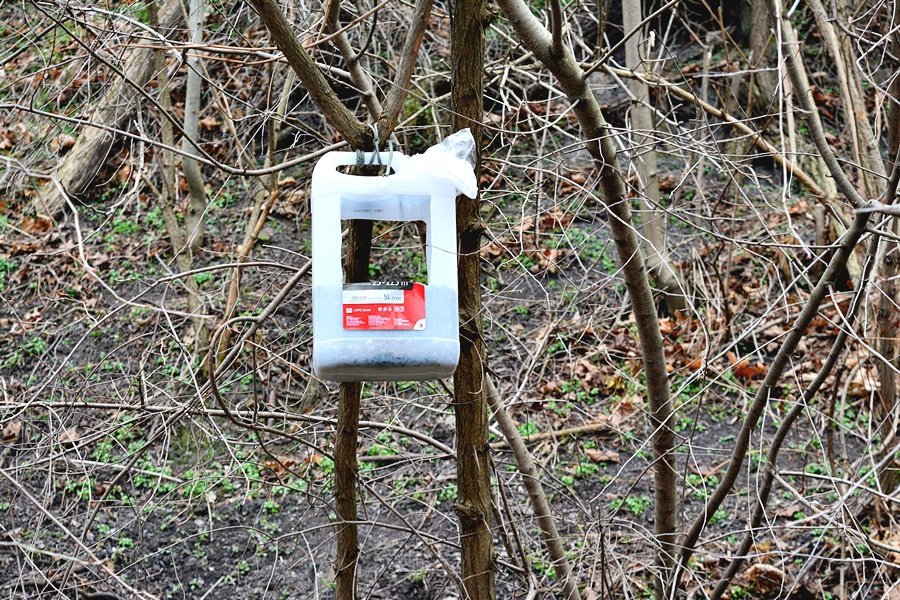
342, 282, 426, 330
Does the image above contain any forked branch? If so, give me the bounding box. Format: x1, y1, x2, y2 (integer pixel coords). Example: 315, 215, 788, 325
249, 0, 372, 148
253, 0, 432, 148
707, 232, 878, 600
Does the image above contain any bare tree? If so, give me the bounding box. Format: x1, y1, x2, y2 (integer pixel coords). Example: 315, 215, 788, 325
451, 0, 496, 597
246, 4, 436, 600
622, 0, 688, 315
4, 1, 900, 599
676, 0, 879, 587
491, 0, 678, 596
181, 0, 208, 250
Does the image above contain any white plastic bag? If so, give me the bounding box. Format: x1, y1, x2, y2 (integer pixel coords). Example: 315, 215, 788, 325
407, 128, 478, 199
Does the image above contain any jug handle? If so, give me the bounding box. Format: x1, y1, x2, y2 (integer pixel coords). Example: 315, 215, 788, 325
314, 151, 408, 175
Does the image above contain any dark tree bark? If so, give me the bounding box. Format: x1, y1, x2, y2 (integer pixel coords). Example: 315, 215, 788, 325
876, 10, 900, 492
451, 0, 496, 597
334, 220, 373, 600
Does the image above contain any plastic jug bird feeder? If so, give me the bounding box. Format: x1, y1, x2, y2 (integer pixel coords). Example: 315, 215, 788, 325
311, 129, 479, 382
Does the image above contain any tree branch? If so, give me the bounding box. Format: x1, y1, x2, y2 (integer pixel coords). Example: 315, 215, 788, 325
548, 0, 564, 56
487, 377, 581, 599
248, 0, 371, 149
674, 10, 888, 577
324, 0, 384, 119
452, 0, 496, 596
708, 229, 878, 600
493, 0, 677, 596
775, 4, 866, 209
378, 0, 434, 137
856, 203, 900, 217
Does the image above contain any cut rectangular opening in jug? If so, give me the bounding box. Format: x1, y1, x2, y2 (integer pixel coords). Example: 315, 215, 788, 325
341, 220, 428, 283
340, 220, 429, 332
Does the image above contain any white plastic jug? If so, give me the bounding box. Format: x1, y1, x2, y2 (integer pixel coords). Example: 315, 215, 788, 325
311, 151, 460, 382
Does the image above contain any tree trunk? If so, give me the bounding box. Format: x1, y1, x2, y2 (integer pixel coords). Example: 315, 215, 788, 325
877, 9, 900, 493
807, 0, 885, 198
32, 0, 183, 218
149, 3, 209, 359
877, 216, 899, 493
334, 220, 373, 600
804, 0, 881, 284
334, 381, 361, 600
451, 0, 496, 597
491, 1, 677, 597
749, 0, 776, 104
182, 0, 208, 250
621, 0, 688, 315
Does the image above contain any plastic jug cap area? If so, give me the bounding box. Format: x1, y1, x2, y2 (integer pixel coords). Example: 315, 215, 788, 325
310, 131, 478, 382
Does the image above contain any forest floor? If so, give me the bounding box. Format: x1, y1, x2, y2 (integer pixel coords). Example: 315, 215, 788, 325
2, 150, 889, 599
1, 4, 898, 600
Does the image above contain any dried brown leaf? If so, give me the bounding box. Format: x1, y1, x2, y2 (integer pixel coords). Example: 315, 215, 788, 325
117, 164, 132, 183
20, 214, 53, 234
585, 448, 620, 463
745, 563, 785, 590
2, 419, 23, 445
686, 356, 704, 371
58, 428, 80, 445
198, 117, 220, 130
610, 396, 641, 428
658, 174, 678, 190
727, 351, 767, 380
